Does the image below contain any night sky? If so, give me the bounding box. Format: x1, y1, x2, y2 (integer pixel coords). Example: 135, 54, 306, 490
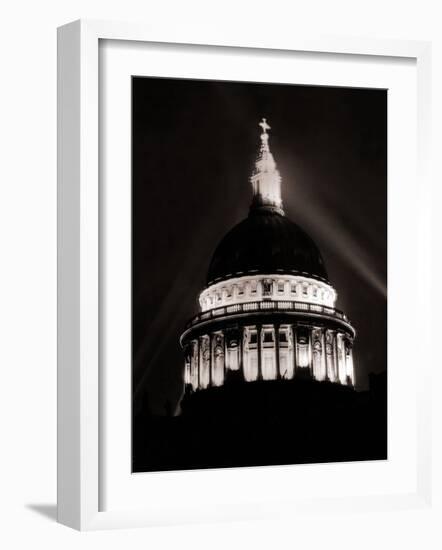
132, 77, 387, 415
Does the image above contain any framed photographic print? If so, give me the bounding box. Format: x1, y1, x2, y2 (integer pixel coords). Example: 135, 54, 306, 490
57, 20, 432, 530
131, 78, 386, 472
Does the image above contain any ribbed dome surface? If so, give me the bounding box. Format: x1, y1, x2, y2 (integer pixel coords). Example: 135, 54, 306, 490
207, 210, 329, 285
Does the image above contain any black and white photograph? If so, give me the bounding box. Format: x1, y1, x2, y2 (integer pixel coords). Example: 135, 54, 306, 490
132, 77, 387, 472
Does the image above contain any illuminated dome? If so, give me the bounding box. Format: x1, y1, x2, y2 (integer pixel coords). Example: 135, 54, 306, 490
180, 118, 356, 393
207, 209, 329, 286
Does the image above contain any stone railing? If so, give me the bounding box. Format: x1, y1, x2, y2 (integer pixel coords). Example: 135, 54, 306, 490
185, 300, 350, 329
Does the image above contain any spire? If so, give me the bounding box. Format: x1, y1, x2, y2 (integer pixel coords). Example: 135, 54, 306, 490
250, 118, 284, 215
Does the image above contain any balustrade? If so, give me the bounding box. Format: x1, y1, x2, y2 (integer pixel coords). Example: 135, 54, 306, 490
187, 299, 349, 329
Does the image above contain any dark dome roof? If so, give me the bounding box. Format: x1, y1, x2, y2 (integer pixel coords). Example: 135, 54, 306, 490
207, 210, 329, 285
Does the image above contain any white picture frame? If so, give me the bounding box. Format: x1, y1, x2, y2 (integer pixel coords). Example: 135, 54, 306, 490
57, 19, 432, 531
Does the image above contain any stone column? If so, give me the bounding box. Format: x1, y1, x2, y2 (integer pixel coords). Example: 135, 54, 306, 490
322, 329, 330, 381
197, 337, 201, 389
329, 331, 335, 382
343, 339, 347, 382
209, 333, 213, 387
292, 324, 298, 376
321, 329, 327, 381
257, 325, 263, 381
184, 346, 191, 386
223, 330, 227, 377
333, 332, 339, 382
200, 335, 206, 389
348, 345, 355, 386
275, 323, 281, 379
239, 325, 244, 380
336, 333, 344, 384
308, 328, 313, 377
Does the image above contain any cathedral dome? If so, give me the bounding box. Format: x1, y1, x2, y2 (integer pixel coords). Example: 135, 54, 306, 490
207, 209, 329, 285
181, 119, 356, 395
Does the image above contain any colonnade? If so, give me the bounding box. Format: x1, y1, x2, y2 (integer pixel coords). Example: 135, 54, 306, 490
184, 323, 354, 391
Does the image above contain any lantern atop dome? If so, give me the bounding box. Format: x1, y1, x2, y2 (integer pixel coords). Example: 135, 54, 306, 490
250, 118, 284, 215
